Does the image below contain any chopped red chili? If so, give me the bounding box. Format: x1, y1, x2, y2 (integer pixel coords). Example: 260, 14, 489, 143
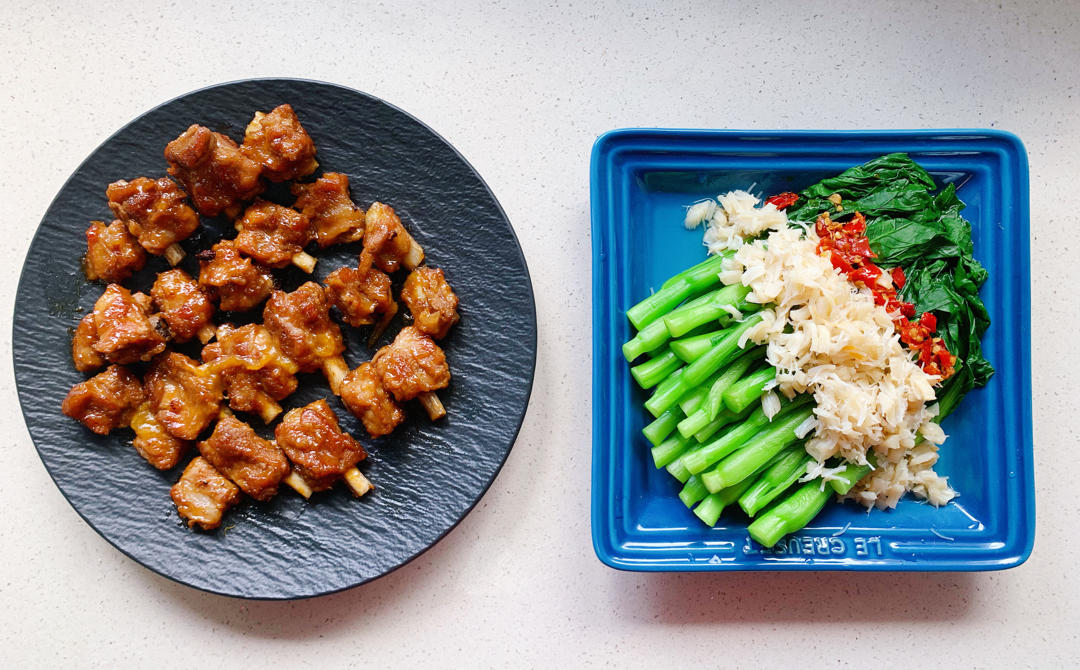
765, 192, 799, 210
890, 266, 906, 289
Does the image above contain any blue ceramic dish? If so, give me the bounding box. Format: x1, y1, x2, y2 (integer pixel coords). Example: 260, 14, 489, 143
590, 129, 1034, 571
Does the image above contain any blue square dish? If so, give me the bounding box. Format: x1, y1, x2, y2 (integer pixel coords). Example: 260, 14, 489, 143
590, 129, 1034, 571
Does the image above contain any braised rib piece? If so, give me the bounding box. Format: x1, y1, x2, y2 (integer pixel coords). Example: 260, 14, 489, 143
170, 456, 241, 530
401, 266, 459, 339
197, 240, 274, 312
197, 414, 289, 501
61, 365, 145, 435
373, 325, 450, 420
358, 202, 424, 275
291, 172, 365, 247
106, 177, 199, 265
324, 265, 398, 335
83, 219, 146, 282
202, 324, 299, 423
151, 268, 215, 344
129, 400, 190, 470
234, 199, 315, 272
275, 399, 370, 496
145, 352, 223, 440
241, 103, 318, 182
89, 284, 167, 365
263, 282, 349, 394
340, 362, 405, 438
164, 124, 263, 218
72, 314, 106, 372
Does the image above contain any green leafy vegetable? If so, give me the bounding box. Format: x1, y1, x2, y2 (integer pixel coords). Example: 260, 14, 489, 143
787, 153, 993, 416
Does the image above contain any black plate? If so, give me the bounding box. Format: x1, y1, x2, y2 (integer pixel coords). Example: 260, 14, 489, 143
13, 79, 536, 599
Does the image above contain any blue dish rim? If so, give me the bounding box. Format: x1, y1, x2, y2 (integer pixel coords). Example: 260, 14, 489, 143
590, 128, 1034, 572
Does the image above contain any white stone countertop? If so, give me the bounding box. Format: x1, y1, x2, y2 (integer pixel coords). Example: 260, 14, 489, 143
1, 1, 1077, 667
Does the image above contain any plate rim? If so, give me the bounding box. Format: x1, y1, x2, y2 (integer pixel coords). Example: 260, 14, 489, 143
14, 77, 538, 599
589, 127, 1034, 572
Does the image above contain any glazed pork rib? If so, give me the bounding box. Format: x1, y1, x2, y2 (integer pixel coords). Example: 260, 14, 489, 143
324, 265, 398, 342
197, 240, 275, 312
170, 456, 241, 530
263, 282, 349, 394
358, 202, 424, 276
340, 361, 405, 438
129, 400, 190, 470
291, 172, 365, 248
201, 323, 299, 423
87, 284, 168, 365
373, 325, 450, 420
274, 399, 371, 497
106, 177, 199, 265
61, 364, 145, 435
241, 103, 318, 182
72, 313, 106, 372
151, 268, 216, 344
165, 124, 263, 218
234, 199, 316, 273
83, 219, 146, 282
197, 414, 290, 501
401, 266, 459, 340
145, 351, 223, 441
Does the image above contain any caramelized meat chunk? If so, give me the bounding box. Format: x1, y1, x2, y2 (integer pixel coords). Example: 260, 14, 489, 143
164, 124, 263, 217
61, 365, 145, 435
202, 324, 299, 422
401, 266, 459, 339
358, 202, 424, 275
151, 269, 215, 343
106, 177, 199, 256
72, 313, 106, 372
130, 400, 190, 470
170, 456, 241, 530
373, 326, 450, 401
291, 172, 365, 247
91, 284, 167, 364
83, 219, 146, 282
197, 240, 274, 312
275, 399, 366, 492
234, 199, 313, 269
324, 265, 397, 328
263, 282, 347, 391
241, 104, 318, 182
198, 415, 289, 501
340, 362, 405, 438
145, 352, 223, 440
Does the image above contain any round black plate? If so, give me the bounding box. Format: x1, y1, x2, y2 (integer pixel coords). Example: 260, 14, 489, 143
13, 79, 536, 599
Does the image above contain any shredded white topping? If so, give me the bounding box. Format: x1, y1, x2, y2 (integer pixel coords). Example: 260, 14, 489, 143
760, 390, 782, 420
692, 190, 788, 254
684, 200, 717, 229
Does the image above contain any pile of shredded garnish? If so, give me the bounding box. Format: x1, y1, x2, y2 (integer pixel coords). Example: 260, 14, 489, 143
686, 192, 956, 509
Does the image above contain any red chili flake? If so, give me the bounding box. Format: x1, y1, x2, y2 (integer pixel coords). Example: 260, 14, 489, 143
851, 237, 876, 259
919, 312, 937, 331
849, 264, 881, 287
765, 192, 799, 210
843, 212, 867, 235
890, 266, 906, 289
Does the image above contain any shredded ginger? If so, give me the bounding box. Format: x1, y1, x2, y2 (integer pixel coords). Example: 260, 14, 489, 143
701, 193, 955, 509
685, 191, 788, 254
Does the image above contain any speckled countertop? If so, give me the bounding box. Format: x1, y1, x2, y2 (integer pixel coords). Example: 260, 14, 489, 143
2, 1, 1077, 667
